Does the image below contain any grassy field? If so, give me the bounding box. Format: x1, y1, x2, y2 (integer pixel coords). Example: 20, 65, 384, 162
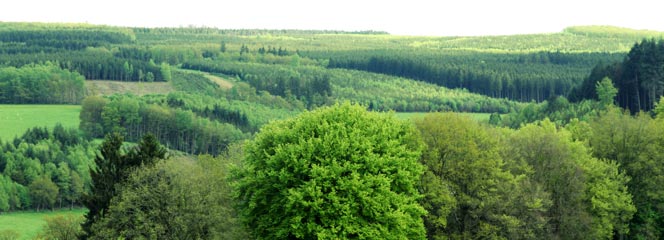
0, 208, 86, 240
0, 105, 81, 140
395, 112, 492, 122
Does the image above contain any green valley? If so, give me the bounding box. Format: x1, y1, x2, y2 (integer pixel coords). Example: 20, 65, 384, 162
0, 21, 664, 239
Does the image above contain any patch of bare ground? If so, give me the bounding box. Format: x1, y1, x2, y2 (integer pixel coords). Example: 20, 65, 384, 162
86, 80, 175, 96
203, 73, 234, 89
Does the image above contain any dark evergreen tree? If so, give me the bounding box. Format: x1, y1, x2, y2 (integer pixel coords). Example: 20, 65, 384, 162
125, 134, 167, 169
80, 133, 124, 239
80, 133, 167, 239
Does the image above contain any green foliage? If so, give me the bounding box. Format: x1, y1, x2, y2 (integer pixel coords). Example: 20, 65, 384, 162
0, 126, 93, 213
323, 50, 616, 102
587, 108, 664, 238
28, 176, 59, 211
79, 94, 249, 155
160, 62, 172, 81
80, 133, 167, 239
182, 59, 518, 112
234, 103, 426, 239
182, 60, 333, 108
90, 153, 248, 239
506, 119, 635, 239
502, 99, 600, 128
79, 96, 108, 138
38, 214, 83, 240
655, 97, 664, 118
414, 113, 522, 239
596, 77, 618, 107
575, 39, 664, 112
152, 91, 299, 132
0, 64, 85, 104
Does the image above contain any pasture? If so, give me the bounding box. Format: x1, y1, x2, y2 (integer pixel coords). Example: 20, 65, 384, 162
0, 105, 81, 140
0, 208, 86, 240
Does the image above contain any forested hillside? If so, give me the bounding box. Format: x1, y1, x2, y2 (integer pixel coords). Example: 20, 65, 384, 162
1, 22, 664, 240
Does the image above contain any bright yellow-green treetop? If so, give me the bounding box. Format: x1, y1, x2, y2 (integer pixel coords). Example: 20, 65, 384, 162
234, 103, 426, 239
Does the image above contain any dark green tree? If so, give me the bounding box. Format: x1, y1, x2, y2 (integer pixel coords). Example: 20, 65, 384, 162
90, 154, 248, 239
125, 133, 166, 169
80, 133, 124, 239
79, 96, 108, 138
80, 133, 166, 239
28, 176, 59, 211
234, 103, 426, 239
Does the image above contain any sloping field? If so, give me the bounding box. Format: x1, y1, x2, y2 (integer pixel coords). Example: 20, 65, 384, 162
0, 105, 80, 140
177, 69, 234, 89
205, 74, 234, 89
86, 80, 175, 96
0, 209, 86, 240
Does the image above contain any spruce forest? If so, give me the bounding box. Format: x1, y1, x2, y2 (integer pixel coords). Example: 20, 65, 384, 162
0, 22, 664, 239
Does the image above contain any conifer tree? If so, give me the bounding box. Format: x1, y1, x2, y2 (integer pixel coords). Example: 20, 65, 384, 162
80, 133, 166, 239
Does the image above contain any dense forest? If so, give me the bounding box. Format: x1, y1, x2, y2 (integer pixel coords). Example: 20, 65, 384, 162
0, 125, 95, 212
572, 39, 664, 112
1, 22, 664, 239
0, 63, 85, 104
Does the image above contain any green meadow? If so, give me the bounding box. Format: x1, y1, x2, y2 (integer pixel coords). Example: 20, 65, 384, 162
0, 105, 81, 140
0, 209, 86, 240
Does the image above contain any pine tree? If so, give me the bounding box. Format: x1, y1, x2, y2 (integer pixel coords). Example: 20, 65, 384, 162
80, 133, 166, 239
125, 134, 166, 169
80, 133, 124, 239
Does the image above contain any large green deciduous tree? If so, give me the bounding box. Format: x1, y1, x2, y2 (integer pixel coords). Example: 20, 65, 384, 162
509, 119, 635, 239
415, 113, 529, 240
234, 103, 426, 239
588, 108, 664, 238
28, 176, 59, 211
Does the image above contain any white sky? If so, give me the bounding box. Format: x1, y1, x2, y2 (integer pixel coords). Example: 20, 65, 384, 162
1, 0, 663, 36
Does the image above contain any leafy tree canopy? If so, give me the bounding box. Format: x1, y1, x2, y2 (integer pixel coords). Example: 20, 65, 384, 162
234, 103, 426, 239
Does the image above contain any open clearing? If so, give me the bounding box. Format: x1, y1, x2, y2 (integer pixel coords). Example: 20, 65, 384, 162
204, 73, 234, 89
86, 80, 175, 96
0, 105, 81, 140
178, 69, 235, 89
0, 208, 86, 240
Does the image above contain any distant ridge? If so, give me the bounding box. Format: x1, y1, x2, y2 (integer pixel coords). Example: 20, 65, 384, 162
563, 25, 664, 38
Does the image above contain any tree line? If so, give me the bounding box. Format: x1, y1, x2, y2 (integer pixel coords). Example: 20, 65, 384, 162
571, 39, 664, 112
319, 50, 622, 102
74, 103, 664, 239
0, 124, 95, 213
182, 60, 333, 108
0, 64, 85, 104
79, 95, 248, 155
0, 50, 170, 82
